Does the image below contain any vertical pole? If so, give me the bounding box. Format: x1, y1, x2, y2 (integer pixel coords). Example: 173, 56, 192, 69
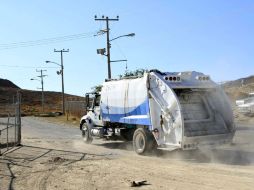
41, 70, 45, 113
0, 130, 1, 155
35, 69, 46, 113
66, 99, 69, 121
7, 115, 9, 150
14, 94, 17, 144
61, 50, 65, 115
16, 91, 21, 145
18, 92, 21, 145
94, 16, 118, 80
106, 17, 111, 79
54, 49, 69, 115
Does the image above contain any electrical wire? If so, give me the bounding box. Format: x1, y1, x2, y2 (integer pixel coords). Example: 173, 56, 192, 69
0, 65, 58, 69
113, 41, 127, 60
113, 40, 128, 70
0, 31, 97, 50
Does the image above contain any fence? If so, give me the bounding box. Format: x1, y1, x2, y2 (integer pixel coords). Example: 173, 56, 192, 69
0, 92, 21, 155
66, 100, 86, 119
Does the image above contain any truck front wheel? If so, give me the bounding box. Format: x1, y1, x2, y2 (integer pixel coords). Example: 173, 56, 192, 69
81, 123, 93, 144
133, 128, 155, 155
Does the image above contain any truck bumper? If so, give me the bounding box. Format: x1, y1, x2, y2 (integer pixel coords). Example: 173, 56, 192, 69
182, 132, 235, 150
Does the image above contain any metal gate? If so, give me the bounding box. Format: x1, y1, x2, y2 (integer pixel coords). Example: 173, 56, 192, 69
0, 92, 21, 155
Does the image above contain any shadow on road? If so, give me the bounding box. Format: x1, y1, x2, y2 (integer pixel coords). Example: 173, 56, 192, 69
95, 141, 133, 151
1, 141, 253, 189
0, 144, 107, 190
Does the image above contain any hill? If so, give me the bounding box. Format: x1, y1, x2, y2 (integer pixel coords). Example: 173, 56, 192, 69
0, 78, 84, 116
222, 75, 254, 123
0, 78, 20, 89
222, 75, 254, 101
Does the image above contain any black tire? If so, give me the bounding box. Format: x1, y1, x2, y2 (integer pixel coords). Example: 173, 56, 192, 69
133, 128, 155, 155
81, 123, 93, 144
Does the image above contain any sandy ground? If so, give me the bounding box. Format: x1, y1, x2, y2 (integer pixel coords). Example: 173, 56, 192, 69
1, 116, 254, 190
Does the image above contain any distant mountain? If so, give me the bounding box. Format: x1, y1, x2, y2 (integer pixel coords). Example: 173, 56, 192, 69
222, 75, 254, 101
222, 75, 254, 88
0, 78, 20, 89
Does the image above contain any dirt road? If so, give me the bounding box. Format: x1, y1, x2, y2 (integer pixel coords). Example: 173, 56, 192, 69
1, 117, 254, 190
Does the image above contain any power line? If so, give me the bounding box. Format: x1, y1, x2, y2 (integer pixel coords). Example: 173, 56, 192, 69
0, 65, 58, 69
0, 31, 97, 50
113, 41, 128, 71
0, 32, 95, 47
113, 40, 127, 60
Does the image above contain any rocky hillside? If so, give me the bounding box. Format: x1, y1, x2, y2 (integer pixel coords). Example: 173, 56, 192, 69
222, 75, 254, 101
222, 75, 254, 123
0, 78, 20, 89
0, 78, 84, 116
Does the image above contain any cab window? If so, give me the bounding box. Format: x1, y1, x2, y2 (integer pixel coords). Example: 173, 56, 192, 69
94, 95, 101, 107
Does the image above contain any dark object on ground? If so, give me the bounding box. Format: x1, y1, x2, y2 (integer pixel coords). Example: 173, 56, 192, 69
48, 156, 66, 163
130, 180, 148, 187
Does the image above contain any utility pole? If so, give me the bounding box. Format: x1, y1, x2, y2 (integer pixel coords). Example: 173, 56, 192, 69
54, 48, 69, 115
35, 69, 47, 112
95, 15, 119, 79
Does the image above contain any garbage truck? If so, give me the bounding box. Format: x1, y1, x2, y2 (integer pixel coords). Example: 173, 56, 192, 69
80, 70, 235, 154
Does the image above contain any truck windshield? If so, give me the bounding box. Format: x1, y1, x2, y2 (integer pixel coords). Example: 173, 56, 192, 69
95, 95, 101, 106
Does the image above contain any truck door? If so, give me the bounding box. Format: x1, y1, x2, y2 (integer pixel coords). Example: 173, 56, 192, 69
93, 94, 103, 126
88, 94, 103, 126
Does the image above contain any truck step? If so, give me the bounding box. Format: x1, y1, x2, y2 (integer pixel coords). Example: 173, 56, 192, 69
103, 134, 114, 137
157, 146, 179, 151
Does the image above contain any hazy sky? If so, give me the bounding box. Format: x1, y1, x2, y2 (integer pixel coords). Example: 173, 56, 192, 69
0, 1, 253, 96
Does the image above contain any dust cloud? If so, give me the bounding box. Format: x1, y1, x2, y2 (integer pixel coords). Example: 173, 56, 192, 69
155, 136, 254, 166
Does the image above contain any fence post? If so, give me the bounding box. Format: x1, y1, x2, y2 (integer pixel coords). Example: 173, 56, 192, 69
16, 91, 21, 145
66, 100, 69, 121
0, 130, 2, 156
7, 116, 9, 150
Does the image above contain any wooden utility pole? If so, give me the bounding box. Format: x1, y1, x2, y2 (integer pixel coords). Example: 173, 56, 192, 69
36, 69, 47, 112
54, 49, 69, 115
95, 15, 119, 79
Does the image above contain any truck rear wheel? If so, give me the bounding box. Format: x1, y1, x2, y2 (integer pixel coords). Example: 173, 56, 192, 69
133, 128, 155, 155
82, 123, 93, 144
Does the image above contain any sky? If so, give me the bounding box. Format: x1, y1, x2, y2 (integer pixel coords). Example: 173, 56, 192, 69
0, 0, 253, 96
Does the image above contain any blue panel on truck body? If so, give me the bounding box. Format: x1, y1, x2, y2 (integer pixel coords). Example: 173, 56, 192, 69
101, 99, 151, 125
